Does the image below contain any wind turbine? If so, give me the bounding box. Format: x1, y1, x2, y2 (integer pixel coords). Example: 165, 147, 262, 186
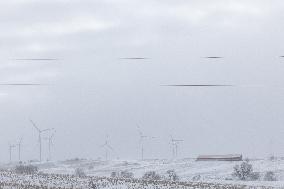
170, 135, 183, 159
17, 137, 23, 161
100, 135, 113, 161
44, 130, 55, 161
30, 119, 53, 162
137, 126, 155, 160
9, 144, 16, 162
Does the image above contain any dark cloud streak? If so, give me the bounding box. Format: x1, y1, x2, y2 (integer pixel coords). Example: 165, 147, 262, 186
13, 59, 59, 61
119, 57, 149, 60
0, 83, 48, 86
161, 84, 233, 87
203, 57, 223, 59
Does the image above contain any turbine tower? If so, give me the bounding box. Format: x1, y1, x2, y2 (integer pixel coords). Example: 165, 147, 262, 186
170, 135, 183, 159
100, 135, 113, 161
30, 119, 53, 162
45, 131, 55, 161
137, 126, 155, 160
9, 144, 15, 162
17, 137, 23, 161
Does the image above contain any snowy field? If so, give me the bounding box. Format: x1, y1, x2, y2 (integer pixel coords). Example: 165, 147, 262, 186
37, 158, 284, 187
1, 158, 284, 188
0, 171, 280, 189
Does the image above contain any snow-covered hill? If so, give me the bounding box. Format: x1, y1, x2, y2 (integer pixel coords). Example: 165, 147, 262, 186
1, 158, 284, 188
31, 158, 284, 188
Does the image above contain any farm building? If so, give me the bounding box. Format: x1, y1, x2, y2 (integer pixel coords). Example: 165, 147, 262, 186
196, 154, 243, 161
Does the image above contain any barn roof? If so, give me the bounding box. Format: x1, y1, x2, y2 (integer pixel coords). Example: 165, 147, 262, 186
197, 154, 242, 159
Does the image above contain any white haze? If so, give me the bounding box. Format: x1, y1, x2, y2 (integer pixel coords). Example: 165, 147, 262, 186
0, 0, 284, 162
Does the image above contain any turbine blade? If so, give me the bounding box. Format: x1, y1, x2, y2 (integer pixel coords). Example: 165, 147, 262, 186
137, 125, 145, 137
30, 119, 40, 132
41, 128, 51, 132
107, 144, 114, 151
50, 133, 55, 139
19, 137, 23, 144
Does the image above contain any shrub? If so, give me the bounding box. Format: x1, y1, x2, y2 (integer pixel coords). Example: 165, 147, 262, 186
192, 175, 201, 181
165, 170, 179, 181
120, 170, 134, 179
111, 171, 119, 178
264, 171, 277, 181
15, 165, 38, 174
75, 167, 86, 177
249, 172, 260, 181
110, 170, 134, 179
88, 165, 94, 170
269, 156, 277, 161
233, 161, 257, 181
142, 171, 162, 181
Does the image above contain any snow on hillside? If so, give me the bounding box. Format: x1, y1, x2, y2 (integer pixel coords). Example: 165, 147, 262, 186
1, 158, 283, 187
30, 158, 284, 188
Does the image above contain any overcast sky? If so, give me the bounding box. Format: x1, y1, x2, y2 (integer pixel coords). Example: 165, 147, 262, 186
1, 0, 284, 162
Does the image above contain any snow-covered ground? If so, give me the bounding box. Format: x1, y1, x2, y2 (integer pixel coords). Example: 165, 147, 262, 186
39, 158, 284, 187
1, 158, 284, 188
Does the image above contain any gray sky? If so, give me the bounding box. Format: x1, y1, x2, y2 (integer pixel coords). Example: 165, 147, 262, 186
1, 0, 284, 162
